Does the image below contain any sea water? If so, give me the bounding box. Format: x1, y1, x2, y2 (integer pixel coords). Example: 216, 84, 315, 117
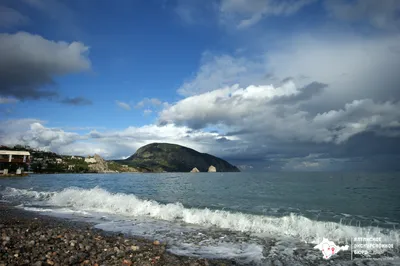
1, 172, 399, 265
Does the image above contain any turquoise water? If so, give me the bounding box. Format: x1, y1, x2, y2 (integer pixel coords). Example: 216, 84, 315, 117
1, 172, 399, 264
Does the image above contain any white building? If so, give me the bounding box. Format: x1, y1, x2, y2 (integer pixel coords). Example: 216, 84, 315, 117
0, 150, 31, 174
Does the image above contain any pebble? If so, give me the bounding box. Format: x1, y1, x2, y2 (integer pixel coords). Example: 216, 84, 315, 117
0, 205, 236, 266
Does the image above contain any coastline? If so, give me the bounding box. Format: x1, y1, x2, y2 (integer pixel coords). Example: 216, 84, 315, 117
0, 204, 237, 266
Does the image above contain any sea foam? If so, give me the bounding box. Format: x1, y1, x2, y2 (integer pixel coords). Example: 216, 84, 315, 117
1, 186, 399, 246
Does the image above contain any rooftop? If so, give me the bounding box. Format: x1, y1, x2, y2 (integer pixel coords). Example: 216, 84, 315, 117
0, 150, 31, 156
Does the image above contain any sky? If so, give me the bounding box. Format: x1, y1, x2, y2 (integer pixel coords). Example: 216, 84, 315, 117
1, 0, 400, 171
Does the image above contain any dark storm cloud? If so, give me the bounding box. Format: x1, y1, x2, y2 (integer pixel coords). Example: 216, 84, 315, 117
325, 0, 400, 31
60, 97, 92, 106
281, 77, 294, 83
0, 32, 91, 101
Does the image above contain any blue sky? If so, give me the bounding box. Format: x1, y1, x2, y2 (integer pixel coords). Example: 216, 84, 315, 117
1, 0, 400, 171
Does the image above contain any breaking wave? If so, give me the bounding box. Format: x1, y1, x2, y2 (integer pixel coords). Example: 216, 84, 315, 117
1, 186, 399, 245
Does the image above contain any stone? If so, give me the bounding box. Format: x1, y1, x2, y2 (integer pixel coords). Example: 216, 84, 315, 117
131, 245, 139, 251
208, 165, 217, 172
153, 240, 160, 245
122, 259, 132, 265
190, 167, 200, 173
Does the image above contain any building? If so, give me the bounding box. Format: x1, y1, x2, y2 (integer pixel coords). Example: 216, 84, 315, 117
0, 150, 31, 174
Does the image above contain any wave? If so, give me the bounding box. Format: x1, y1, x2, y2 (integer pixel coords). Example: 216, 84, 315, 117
2, 186, 399, 245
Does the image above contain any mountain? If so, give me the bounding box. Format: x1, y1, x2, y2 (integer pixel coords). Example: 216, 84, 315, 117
116, 143, 240, 173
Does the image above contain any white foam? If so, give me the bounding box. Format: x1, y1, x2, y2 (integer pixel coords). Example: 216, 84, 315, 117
168, 242, 265, 265
2, 187, 399, 247
1, 187, 55, 200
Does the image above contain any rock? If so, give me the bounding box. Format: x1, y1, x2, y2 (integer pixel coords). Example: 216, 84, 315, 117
122, 259, 132, 265
88, 154, 109, 173
208, 165, 216, 172
153, 240, 160, 245
131, 245, 139, 251
190, 167, 200, 173
68, 255, 79, 264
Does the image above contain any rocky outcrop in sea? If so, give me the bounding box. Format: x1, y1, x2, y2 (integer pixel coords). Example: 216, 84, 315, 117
190, 167, 200, 173
208, 165, 216, 172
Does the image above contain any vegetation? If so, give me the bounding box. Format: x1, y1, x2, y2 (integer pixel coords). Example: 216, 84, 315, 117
116, 143, 240, 172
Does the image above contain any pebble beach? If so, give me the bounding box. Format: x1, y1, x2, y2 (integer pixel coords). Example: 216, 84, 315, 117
0, 204, 237, 266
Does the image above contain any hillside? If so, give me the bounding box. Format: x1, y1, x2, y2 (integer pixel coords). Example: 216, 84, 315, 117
115, 143, 240, 172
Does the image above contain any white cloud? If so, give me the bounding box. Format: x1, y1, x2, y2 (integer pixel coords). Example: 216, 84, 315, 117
178, 52, 267, 96
220, 0, 316, 29
172, 0, 315, 29
143, 109, 152, 115
115, 100, 131, 110
0, 119, 82, 152
135, 98, 162, 108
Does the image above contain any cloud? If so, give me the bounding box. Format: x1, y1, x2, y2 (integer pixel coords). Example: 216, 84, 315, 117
143, 109, 153, 115
116, 100, 131, 110
159, 28, 400, 170
325, 0, 400, 31
220, 0, 316, 29
60, 97, 92, 106
0, 119, 82, 152
270, 81, 327, 104
0, 97, 19, 104
173, 0, 218, 25
0, 32, 91, 100
2, 117, 400, 170
135, 98, 162, 108
265, 33, 400, 113
177, 52, 267, 96
172, 0, 315, 29
162, 81, 400, 144
0, 6, 29, 28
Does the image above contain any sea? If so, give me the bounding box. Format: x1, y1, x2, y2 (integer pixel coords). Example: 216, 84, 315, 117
0, 172, 399, 265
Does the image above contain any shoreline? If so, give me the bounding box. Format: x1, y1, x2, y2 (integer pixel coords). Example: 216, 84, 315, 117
0, 204, 238, 266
